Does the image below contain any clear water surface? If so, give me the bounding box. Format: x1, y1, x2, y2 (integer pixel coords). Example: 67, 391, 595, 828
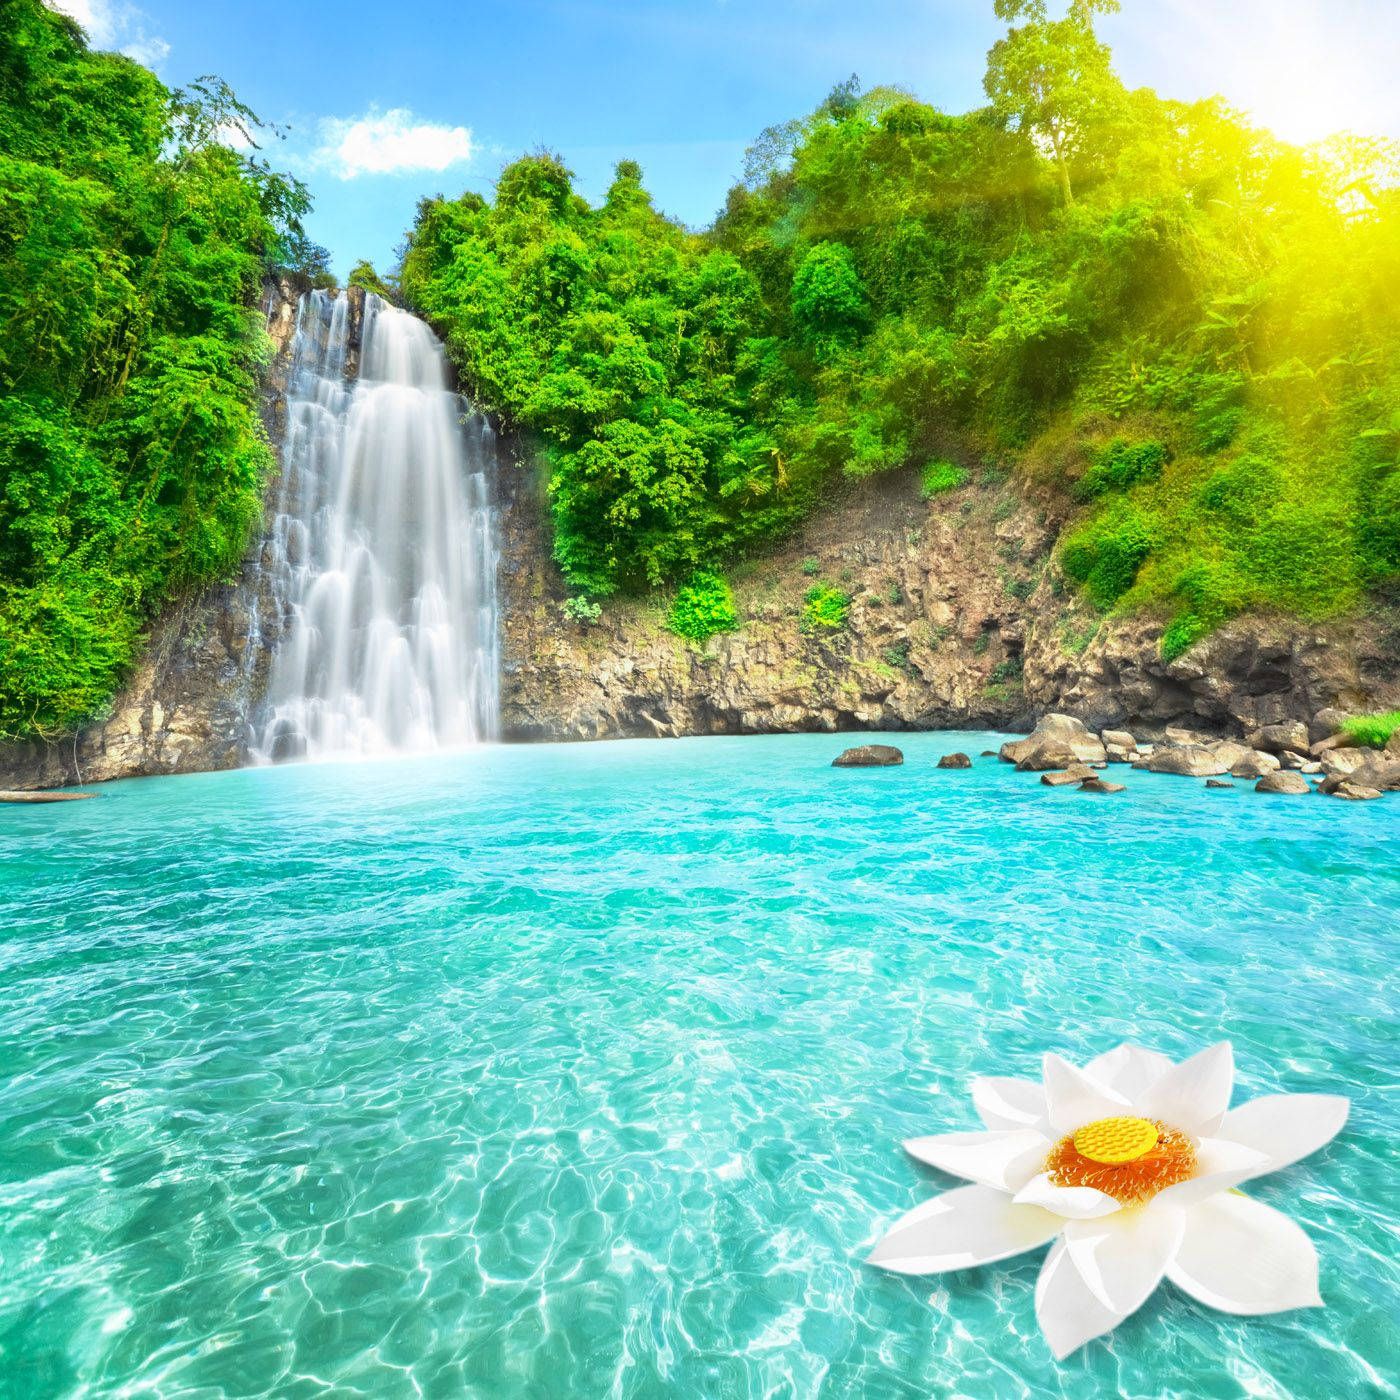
1, 734, 1395, 1398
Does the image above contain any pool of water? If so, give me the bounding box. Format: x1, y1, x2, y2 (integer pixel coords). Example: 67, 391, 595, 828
1, 733, 1395, 1398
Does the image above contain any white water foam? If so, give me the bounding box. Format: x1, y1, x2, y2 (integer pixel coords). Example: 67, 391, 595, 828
253, 290, 498, 761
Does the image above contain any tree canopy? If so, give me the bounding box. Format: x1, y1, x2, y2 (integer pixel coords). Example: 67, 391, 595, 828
401, 4, 1400, 654
0, 0, 313, 736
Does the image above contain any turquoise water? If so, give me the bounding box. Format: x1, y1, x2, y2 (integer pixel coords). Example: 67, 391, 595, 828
1, 733, 1396, 1398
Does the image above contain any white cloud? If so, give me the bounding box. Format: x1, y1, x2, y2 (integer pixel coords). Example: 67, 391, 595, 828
311, 108, 475, 180
120, 33, 170, 67
42, 0, 170, 71
43, 0, 111, 40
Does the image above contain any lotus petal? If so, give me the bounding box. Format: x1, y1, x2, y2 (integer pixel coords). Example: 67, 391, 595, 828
1168, 1193, 1322, 1314
868, 1184, 1062, 1274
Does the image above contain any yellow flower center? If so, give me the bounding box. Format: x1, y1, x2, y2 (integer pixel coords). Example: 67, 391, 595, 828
1072, 1115, 1159, 1164
1045, 1117, 1197, 1205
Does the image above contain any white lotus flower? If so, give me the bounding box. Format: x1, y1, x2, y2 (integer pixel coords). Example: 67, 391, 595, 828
868, 1042, 1347, 1358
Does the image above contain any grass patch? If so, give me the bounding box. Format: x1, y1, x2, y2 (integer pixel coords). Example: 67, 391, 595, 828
921, 460, 968, 499
1340, 711, 1400, 749
802, 584, 851, 632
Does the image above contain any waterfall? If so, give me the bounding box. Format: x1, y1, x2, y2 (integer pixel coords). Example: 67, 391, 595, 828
252, 289, 499, 762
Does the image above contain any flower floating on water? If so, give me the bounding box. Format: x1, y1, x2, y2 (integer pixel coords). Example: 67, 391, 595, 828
868, 1043, 1347, 1358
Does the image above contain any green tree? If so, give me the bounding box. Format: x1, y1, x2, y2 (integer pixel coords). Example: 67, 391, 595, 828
984, 0, 1122, 205
0, 0, 307, 737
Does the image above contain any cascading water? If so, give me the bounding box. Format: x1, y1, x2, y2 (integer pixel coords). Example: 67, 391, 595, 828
252, 290, 499, 762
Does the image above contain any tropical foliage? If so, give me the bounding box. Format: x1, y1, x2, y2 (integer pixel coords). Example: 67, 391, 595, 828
0, 0, 311, 736
401, 1, 1400, 654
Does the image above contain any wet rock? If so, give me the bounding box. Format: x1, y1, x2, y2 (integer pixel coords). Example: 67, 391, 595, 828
1000, 714, 1107, 767
1229, 751, 1280, 779
1246, 721, 1311, 756
832, 744, 903, 767
1347, 756, 1400, 792
0, 790, 98, 803
937, 752, 972, 769
1205, 779, 1234, 789
1309, 707, 1352, 744
1334, 782, 1383, 801
1255, 771, 1311, 795
980, 750, 998, 757
1146, 745, 1229, 777
1078, 776, 1126, 793
1320, 747, 1367, 780
1015, 743, 1082, 772
1041, 764, 1097, 786
1207, 740, 1253, 769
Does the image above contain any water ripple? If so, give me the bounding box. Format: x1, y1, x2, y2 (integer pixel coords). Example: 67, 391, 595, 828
0, 734, 1396, 1397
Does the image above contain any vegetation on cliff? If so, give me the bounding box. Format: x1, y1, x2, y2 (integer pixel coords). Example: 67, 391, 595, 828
401, 0, 1400, 657
0, 0, 311, 736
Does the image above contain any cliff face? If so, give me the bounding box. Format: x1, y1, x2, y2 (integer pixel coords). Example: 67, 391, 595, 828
495, 451, 1400, 744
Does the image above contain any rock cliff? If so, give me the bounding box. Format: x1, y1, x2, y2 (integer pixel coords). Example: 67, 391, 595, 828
494, 449, 1400, 744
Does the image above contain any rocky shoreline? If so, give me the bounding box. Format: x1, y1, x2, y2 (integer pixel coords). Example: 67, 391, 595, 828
832, 711, 1400, 801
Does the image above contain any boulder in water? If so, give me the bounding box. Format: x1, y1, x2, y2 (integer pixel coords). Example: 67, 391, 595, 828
1146, 745, 1228, 777
1334, 782, 1383, 801
1345, 756, 1400, 792
832, 744, 903, 767
937, 752, 972, 769
1000, 714, 1106, 767
1255, 771, 1311, 795
1041, 764, 1096, 786
1078, 776, 1126, 793
1229, 750, 1280, 779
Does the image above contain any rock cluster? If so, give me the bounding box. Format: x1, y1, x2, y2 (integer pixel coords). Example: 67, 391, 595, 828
999, 714, 1107, 770
996, 711, 1398, 803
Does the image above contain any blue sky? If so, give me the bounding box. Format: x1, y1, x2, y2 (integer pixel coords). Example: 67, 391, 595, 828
50, 0, 1400, 277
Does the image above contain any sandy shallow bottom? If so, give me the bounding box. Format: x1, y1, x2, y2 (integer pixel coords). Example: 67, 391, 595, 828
1, 733, 1395, 1397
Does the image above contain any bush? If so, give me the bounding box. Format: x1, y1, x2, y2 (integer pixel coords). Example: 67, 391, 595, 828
921, 460, 968, 498
802, 584, 850, 632
801, 556, 821, 576
667, 570, 738, 641
1341, 711, 1400, 748
559, 595, 601, 625
1076, 438, 1168, 500
791, 241, 867, 342
1196, 452, 1282, 525
988, 656, 1023, 686
1060, 504, 1154, 608
1159, 560, 1241, 661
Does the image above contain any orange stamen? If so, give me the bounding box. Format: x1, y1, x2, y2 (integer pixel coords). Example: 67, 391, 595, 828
1045, 1119, 1197, 1205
